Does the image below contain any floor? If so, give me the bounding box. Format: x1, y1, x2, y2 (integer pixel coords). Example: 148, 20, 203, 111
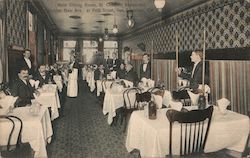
1, 81, 247, 158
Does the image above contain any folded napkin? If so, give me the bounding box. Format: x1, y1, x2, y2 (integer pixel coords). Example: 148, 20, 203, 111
169, 100, 183, 111
122, 79, 133, 88
187, 91, 200, 106
147, 79, 155, 88
141, 77, 147, 85
110, 71, 116, 79
152, 94, 163, 109
217, 98, 230, 114
162, 90, 172, 107
29, 79, 40, 89
198, 84, 211, 94
0, 96, 18, 115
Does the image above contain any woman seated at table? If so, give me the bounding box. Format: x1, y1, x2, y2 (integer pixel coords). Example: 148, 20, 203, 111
124, 63, 139, 87
174, 50, 209, 99
117, 62, 126, 79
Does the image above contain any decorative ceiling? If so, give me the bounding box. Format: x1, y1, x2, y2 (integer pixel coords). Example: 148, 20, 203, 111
37, 0, 209, 36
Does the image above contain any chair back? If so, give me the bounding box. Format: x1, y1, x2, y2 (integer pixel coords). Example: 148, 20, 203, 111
172, 90, 192, 106
0, 115, 23, 151
123, 88, 141, 109
147, 87, 162, 93
166, 106, 213, 156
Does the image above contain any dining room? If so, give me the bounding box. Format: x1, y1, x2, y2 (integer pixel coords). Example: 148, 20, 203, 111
0, 0, 249, 158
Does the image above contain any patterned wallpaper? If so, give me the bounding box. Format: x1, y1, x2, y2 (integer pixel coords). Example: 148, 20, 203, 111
122, 0, 249, 54
6, 0, 26, 47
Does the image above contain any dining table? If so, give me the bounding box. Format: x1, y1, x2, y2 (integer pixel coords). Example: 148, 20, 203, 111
96, 80, 114, 96
34, 84, 61, 121
0, 106, 53, 158
126, 106, 250, 158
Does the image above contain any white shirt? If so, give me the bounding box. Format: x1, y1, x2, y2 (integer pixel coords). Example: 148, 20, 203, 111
21, 79, 27, 85
69, 61, 75, 69
143, 63, 148, 72
40, 73, 46, 79
24, 57, 31, 69
191, 62, 199, 78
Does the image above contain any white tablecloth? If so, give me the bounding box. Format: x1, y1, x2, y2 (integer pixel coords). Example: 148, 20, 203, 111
35, 84, 61, 121
67, 68, 78, 97
103, 88, 137, 125
96, 80, 113, 96
126, 106, 249, 158
0, 106, 53, 158
86, 71, 95, 92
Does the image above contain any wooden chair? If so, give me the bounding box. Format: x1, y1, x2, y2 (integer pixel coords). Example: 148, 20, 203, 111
0, 115, 23, 151
172, 90, 192, 106
121, 87, 141, 132
166, 106, 213, 157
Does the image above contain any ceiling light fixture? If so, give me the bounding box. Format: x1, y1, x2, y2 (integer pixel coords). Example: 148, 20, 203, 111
112, 10, 119, 34
99, 37, 103, 42
127, 10, 135, 28
154, 0, 166, 12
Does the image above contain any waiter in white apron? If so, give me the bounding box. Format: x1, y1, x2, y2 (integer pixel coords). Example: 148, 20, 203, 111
67, 55, 79, 97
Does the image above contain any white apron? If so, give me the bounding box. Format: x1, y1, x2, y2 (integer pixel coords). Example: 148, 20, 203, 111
67, 68, 78, 97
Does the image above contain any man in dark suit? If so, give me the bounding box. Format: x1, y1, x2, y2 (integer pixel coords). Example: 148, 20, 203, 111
140, 54, 151, 79
17, 49, 35, 78
173, 50, 209, 99
125, 63, 139, 86
111, 52, 120, 71
177, 50, 209, 90
11, 67, 38, 107
34, 64, 51, 87
106, 56, 113, 69
94, 64, 107, 81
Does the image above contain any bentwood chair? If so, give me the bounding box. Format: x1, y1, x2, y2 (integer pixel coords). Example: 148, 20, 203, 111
121, 87, 141, 132
166, 106, 213, 157
0, 115, 23, 151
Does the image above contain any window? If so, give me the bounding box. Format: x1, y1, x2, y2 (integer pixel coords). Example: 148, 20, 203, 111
63, 40, 76, 61
103, 41, 118, 59
83, 40, 98, 64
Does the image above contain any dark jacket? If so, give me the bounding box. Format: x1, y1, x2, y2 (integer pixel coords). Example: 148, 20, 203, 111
33, 72, 51, 87
17, 58, 35, 77
94, 69, 107, 81
117, 69, 126, 79
140, 62, 151, 79
11, 78, 35, 107
112, 59, 121, 70
179, 62, 209, 90
125, 69, 139, 86
106, 59, 113, 69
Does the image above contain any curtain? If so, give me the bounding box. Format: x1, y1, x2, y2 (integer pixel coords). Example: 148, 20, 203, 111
209, 60, 250, 115
75, 38, 82, 62
153, 59, 177, 91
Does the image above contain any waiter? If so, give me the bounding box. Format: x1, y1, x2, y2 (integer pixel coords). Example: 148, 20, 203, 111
17, 49, 35, 78
173, 50, 209, 99
140, 54, 151, 79
67, 54, 79, 97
